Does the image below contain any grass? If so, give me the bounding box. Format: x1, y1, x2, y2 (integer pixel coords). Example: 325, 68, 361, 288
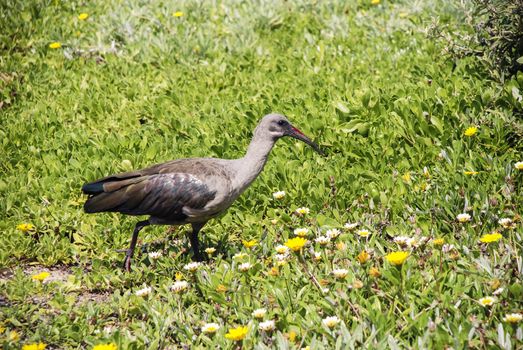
1, 0, 522, 349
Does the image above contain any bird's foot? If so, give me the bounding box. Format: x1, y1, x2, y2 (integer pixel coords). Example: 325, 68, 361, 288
122, 253, 132, 272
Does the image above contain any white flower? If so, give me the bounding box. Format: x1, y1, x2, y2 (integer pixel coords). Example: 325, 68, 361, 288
456, 213, 471, 223
205, 247, 216, 254
312, 251, 322, 261
258, 320, 276, 331
201, 322, 221, 333
514, 161, 523, 170
275, 245, 289, 254
332, 268, 349, 279
274, 253, 289, 262
315, 236, 331, 245
135, 286, 152, 297
498, 218, 514, 229
170, 280, 189, 293
478, 296, 496, 307
296, 207, 310, 215
294, 228, 309, 237
344, 222, 359, 230
325, 229, 341, 239
493, 287, 504, 296
393, 236, 410, 246
252, 308, 267, 319
148, 251, 163, 260
503, 313, 523, 323
442, 244, 455, 253
322, 316, 340, 328
272, 191, 286, 199
183, 262, 202, 272
238, 262, 252, 272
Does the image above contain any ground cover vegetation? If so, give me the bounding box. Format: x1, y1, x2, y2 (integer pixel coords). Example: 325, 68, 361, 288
1, 0, 522, 349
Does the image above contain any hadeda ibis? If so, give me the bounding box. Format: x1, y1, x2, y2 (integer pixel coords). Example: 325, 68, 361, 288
82, 113, 324, 271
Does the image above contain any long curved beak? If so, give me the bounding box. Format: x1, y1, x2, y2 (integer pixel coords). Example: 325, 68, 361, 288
286, 125, 326, 156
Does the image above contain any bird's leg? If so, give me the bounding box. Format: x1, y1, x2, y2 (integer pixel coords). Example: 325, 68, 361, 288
123, 220, 150, 272
189, 222, 205, 262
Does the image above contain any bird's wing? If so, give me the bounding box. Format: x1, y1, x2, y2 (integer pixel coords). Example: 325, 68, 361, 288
83, 172, 217, 221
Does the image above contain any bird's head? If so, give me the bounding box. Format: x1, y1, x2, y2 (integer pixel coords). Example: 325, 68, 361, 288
260, 113, 325, 155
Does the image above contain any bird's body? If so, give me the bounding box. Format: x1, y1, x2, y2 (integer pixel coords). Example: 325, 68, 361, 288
83, 114, 323, 270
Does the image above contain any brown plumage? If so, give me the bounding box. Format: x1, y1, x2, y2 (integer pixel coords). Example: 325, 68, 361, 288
82, 113, 324, 271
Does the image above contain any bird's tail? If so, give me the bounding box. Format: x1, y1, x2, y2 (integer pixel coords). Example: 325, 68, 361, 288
82, 174, 143, 213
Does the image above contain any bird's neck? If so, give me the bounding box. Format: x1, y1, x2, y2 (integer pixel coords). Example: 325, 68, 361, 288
235, 132, 276, 190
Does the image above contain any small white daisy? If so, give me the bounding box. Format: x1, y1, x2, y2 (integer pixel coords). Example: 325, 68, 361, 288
322, 316, 340, 328
315, 236, 331, 245
275, 245, 289, 254
325, 229, 341, 239
148, 251, 163, 260
258, 320, 276, 331
344, 222, 359, 230
456, 213, 471, 223
295, 207, 310, 215
238, 262, 252, 272
294, 228, 309, 237
201, 322, 221, 333
170, 280, 189, 293
252, 308, 267, 319
183, 262, 202, 272
272, 191, 286, 199
332, 268, 349, 279
135, 286, 152, 297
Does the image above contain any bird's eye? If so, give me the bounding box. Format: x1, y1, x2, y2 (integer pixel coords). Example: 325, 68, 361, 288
277, 120, 288, 126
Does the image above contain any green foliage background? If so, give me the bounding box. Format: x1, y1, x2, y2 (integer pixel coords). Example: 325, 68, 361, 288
1, 0, 522, 349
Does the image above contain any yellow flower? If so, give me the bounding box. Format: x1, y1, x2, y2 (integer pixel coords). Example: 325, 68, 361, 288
336, 242, 346, 251
92, 344, 117, 350
16, 223, 35, 232
31, 272, 50, 281
463, 171, 479, 175
216, 284, 227, 293
357, 250, 370, 264
173, 11, 184, 17
287, 330, 297, 342
356, 229, 371, 238
369, 266, 381, 278
479, 232, 502, 243
22, 343, 46, 350
515, 161, 523, 170
385, 251, 409, 266
78, 13, 89, 20
371, 0, 380, 4
175, 272, 184, 280
9, 330, 20, 341
464, 126, 478, 137
352, 279, 364, 289
284, 237, 308, 252
205, 247, 216, 255
402, 172, 411, 183
242, 240, 257, 249
478, 296, 496, 307
49, 42, 61, 49
225, 326, 248, 341
267, 266, 279, 276
503, 313, 523, 324
432, 238, 445, 246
